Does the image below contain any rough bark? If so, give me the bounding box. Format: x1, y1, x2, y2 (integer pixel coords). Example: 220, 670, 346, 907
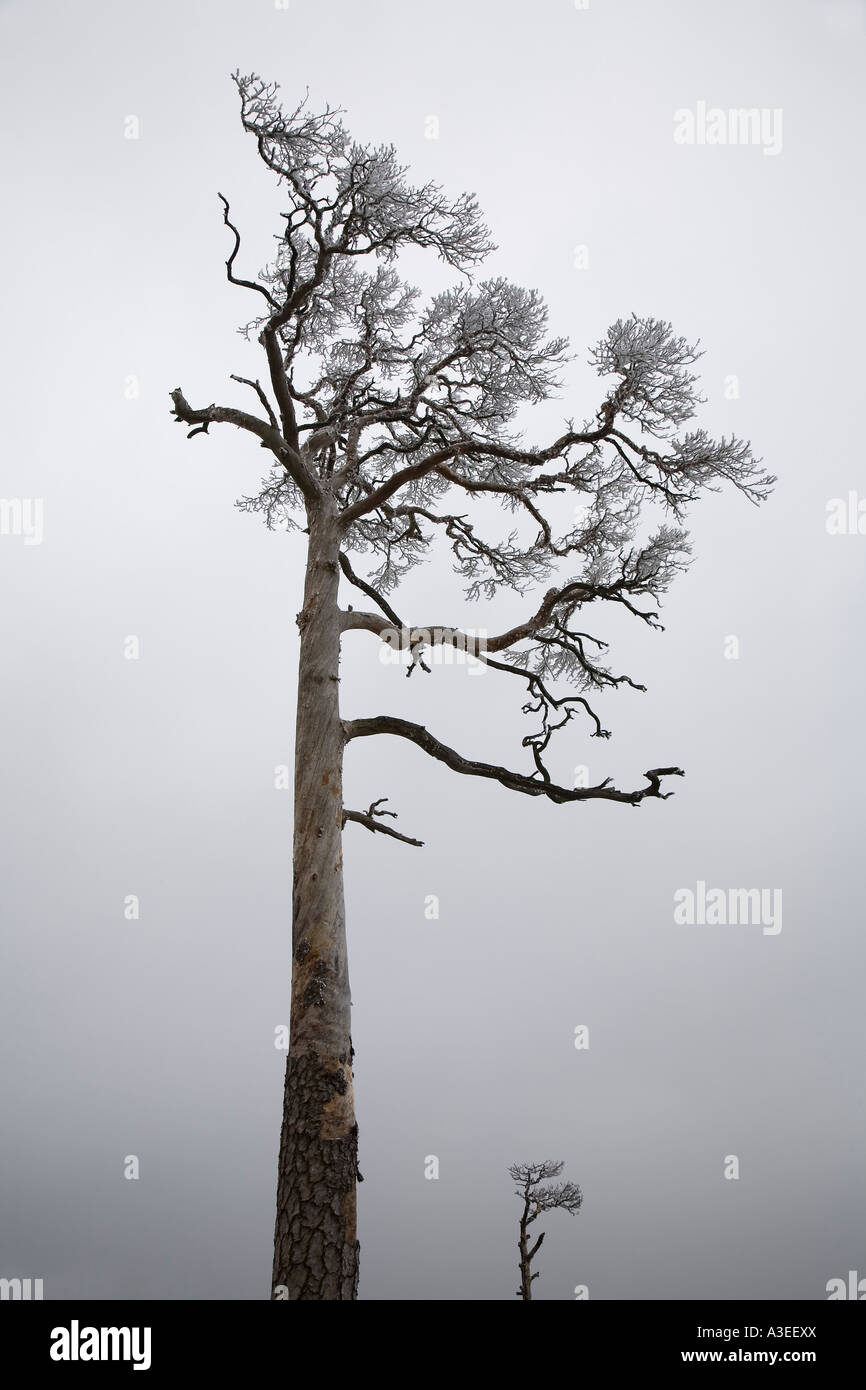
271, 502, 359, 1299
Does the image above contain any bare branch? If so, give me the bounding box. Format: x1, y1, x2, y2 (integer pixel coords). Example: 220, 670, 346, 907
338, 552, 403, 626
339, 419, 616, 529
510, 1160, 566, 1186
230, 374, 279, 430
337, 566, 663, 653
341, 797, 423, 847
527, 1232, 545, 1261
217, 193, 278, 308
344, 715, 683, 805
169, 388, 320, 502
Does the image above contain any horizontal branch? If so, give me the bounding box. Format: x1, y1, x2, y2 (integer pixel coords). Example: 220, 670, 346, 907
169, 388, 319, 501
341, 797, 424, 846
343, 715, 683, 806
338, 572, 657, 651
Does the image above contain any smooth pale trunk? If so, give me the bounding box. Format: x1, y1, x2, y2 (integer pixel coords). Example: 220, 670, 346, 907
271, 504, 359, 1300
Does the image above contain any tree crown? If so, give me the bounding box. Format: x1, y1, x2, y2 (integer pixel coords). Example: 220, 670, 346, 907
170, 73, 774, 816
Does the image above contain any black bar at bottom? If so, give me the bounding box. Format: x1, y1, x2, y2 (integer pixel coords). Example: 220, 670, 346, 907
1, 1298, 860, 1374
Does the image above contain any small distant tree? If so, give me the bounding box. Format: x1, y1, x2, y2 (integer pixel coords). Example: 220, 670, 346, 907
510, 1160, 584, 1300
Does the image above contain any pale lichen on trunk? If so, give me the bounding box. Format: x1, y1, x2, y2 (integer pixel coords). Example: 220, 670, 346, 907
271, 504, 359, 1300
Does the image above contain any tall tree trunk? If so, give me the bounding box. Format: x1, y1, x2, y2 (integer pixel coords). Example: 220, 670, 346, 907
271, 502, 359, 1300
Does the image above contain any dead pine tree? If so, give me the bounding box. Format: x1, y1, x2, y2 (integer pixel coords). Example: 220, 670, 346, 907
169, 71, 774, 1300
510, 1161, 584, 1300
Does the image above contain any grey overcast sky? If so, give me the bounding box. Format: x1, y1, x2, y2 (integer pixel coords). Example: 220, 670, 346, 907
1, 0, 864, 1300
